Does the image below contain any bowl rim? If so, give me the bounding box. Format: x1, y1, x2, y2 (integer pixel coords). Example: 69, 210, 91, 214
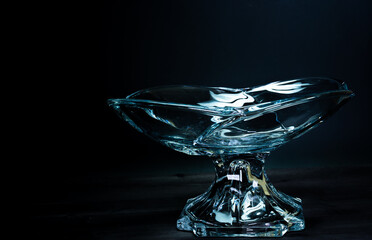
107, 77, 354, 115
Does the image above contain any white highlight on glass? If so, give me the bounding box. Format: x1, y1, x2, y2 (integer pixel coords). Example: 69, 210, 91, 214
249, 79, 311, 94
198, 91, 254, 108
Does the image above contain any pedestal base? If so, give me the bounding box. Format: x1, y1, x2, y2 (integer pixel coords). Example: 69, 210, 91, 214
176, 154, 305, 237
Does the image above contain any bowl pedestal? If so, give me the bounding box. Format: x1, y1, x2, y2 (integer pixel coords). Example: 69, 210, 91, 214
177, 153, 305, 237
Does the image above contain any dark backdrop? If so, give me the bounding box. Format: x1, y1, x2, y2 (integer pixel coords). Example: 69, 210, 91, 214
25, 2, 372, 238
97, 0, 372, 177
30, 0, 372, 183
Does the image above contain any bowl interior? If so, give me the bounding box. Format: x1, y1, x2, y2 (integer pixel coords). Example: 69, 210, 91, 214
108, 78, 353, 155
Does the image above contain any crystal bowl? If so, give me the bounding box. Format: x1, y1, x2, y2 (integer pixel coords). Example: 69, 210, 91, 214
108, 77, 353, 237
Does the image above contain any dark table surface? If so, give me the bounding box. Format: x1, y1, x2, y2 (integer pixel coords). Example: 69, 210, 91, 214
28, 165, 372, 240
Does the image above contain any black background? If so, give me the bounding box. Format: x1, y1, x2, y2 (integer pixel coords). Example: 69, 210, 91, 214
26, 1, 372, 239
29, 0, 372, 195
100, 0, 372, 176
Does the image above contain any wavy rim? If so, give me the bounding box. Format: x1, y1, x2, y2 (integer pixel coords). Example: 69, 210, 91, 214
107, 77, 354, 115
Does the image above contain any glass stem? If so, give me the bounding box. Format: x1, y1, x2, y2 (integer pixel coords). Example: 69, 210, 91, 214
177, 153, 305, 237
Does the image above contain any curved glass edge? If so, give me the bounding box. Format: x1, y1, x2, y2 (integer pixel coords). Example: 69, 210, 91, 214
107, 77, 354, 116
107, 77, 354, 155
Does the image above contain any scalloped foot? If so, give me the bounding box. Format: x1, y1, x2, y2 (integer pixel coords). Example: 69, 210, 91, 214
176, 154, 305, 237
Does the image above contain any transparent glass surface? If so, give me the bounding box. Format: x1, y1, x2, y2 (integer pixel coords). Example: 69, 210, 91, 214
108, 77, 353, 237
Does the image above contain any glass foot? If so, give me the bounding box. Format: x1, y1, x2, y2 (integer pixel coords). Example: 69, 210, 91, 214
177, 154, 305, 237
